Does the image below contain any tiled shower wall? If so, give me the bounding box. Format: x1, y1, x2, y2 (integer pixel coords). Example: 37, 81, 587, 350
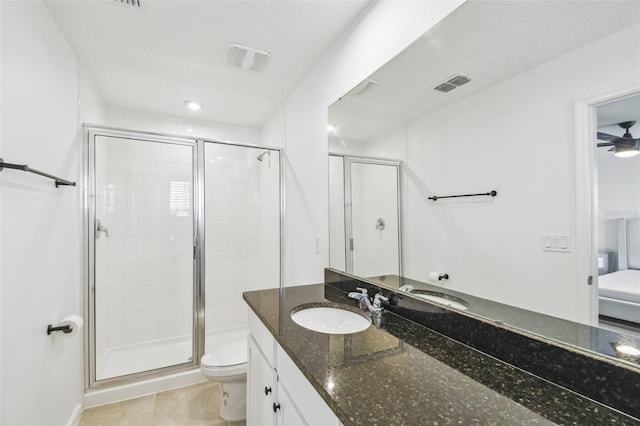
204, 144, 280, 341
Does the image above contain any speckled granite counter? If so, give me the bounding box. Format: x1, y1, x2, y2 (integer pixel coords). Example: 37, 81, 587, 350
326, 269, 640, 419
360, 273, 640, 367
243, 284, 639, 425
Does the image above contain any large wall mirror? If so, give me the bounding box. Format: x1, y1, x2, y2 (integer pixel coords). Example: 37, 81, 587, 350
328, 0, 640, 364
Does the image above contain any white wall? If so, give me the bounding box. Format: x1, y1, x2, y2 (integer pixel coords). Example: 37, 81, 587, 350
261, 0, 465, 287
0, 1, 104, 424
402, 25, 640, 321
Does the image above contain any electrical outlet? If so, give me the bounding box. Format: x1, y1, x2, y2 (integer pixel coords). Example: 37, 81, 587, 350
541, 234, 571, 253
314, 234, 321, 254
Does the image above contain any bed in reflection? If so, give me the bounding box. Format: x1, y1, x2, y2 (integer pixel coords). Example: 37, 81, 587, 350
598, 218, 640, 326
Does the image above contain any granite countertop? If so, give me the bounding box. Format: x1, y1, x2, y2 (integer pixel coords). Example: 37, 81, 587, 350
364, 274, 640, 368
243, 284, 639, 426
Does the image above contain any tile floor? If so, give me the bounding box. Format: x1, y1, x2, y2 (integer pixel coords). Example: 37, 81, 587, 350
79, 382, 245, 426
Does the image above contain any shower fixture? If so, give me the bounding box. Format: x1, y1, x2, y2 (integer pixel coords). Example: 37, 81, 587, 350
257, 150, 271, 168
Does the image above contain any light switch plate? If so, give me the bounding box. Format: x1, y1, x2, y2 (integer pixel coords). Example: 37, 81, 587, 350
542, 234, 571, 253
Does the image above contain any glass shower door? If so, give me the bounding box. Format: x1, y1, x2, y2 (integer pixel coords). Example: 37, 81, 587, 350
348, 159, 401, 278
203, 143, 281, 352
92, 134, 196, 381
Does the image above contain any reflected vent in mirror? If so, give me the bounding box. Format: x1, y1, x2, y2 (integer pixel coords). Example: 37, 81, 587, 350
347, 78, 379, 96
434, 73, 473, 93
434, 82, 457, 93
114, 0, 141, 7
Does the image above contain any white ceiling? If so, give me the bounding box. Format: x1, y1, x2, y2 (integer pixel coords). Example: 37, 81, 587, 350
44, 0, 371, 128
329, 0, 640, 142
597, 94, 640, 128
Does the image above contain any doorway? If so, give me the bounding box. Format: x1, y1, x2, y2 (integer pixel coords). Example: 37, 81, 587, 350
594, 96, 640, 336
575, 86, 640, 330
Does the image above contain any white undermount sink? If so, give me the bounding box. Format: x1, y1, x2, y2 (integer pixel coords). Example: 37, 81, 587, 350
412, 292, 469, 311
291, 306, 371, 334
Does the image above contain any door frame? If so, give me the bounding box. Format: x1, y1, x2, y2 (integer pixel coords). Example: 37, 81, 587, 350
84, 126, 202, 389
574, 81, 640, 326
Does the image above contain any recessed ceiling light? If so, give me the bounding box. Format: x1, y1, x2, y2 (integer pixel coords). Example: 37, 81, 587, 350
184, 100, 202, 111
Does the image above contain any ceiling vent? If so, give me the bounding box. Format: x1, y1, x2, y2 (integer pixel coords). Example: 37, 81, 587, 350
225, 44, 271, 72
434, 73, 473, 93
114, 0, 141, 7
433, 82, 457, 93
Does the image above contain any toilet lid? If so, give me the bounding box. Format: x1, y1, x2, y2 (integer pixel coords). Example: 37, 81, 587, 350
201, 337, 247, 367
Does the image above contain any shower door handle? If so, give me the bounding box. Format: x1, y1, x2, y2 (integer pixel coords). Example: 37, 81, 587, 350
96, 219, 109, 239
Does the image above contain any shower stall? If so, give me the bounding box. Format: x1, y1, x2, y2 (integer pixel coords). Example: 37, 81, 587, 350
329, 154, 402, 278
84, 126, 282, 389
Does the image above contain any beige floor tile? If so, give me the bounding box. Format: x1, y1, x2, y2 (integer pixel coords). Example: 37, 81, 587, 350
229, 421, 246, 426
79, 395, 155, 426
152, 382, 226, 426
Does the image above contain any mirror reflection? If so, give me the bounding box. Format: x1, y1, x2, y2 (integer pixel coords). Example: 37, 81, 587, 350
328, 0, 640, 361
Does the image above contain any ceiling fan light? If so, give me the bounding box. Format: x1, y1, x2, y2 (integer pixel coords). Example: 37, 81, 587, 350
614, 145, 640, 158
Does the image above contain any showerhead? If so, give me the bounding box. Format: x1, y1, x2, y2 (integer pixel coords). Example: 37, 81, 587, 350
257, 151, 270, 162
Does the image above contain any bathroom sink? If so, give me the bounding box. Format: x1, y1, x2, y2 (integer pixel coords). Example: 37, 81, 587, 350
410, 291, 469, 311
291, 305, 371, 334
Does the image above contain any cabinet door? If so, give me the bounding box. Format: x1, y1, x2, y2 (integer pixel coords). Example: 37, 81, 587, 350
276, 382, 307, 426
248, 337, 276, 425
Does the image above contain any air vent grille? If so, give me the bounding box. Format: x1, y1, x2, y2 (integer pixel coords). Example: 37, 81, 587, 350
447, 74, 471, 87
115, 0, 141, 7
225, 44, 271, 72
434, 73, 473, 93
434, 82, 457, 93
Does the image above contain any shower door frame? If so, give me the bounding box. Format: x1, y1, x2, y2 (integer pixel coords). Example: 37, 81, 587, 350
84, 125, 285, 390
330, 153, 403, 277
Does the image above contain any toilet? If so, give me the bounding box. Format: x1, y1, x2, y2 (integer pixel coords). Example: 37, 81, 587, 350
200, 328, 248, 421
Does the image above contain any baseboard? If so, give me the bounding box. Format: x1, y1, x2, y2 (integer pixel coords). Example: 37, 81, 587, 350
65, 403, 83, 426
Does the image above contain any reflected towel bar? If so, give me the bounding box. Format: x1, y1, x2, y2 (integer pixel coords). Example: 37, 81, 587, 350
0, 158, 76, 187
428, 190, 497, 201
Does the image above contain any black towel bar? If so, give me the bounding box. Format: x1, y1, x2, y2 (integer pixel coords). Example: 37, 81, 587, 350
0, 158, 76, 188
429, 190, 497, 201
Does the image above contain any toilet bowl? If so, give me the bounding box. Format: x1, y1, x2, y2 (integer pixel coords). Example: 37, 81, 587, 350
200, 329, 248, 421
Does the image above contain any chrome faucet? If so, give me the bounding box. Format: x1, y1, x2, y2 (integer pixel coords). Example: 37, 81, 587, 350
348, 287, 388, 318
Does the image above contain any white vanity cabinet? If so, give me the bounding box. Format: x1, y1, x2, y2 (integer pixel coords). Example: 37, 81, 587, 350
247, 310, 340, 426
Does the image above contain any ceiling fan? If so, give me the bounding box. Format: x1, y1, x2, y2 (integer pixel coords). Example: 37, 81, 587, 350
597, 121, 640, 158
